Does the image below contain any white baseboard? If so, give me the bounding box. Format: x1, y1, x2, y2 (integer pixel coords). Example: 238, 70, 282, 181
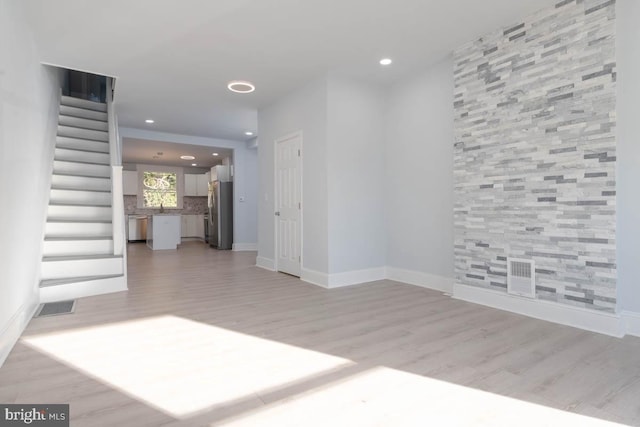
386, 267, 453, 294
453, 283, 624, 337
328, 267, 387, 288
301, 267, 387, 289
621, 311, 640, 337
301, 268, 329, 288
0, 295, 39, 367
256, 256, 275, 271
233, 243, 258, 252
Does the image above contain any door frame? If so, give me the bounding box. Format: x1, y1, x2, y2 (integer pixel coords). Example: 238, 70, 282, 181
273, 131, 303, 275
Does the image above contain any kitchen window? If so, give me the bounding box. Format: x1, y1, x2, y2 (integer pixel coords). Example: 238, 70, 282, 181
137, 165, 184, 209
142, 171, 177, 208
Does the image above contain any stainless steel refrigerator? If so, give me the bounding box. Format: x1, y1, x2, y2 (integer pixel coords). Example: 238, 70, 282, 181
207, 181, 233, 249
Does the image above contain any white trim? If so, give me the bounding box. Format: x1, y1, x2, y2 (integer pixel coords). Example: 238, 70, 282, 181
621, 311, 640, 337
256, 256, 276, 271
328, 267, 387, 288
0, 296, 39, 367
453, 283, 624, 337
301, 268, 329, 288
232, 243, 258, 251
273, 131, 303, 277
386, 267, 453, 294
40, 276, 128, 304
301, 267, 387, 289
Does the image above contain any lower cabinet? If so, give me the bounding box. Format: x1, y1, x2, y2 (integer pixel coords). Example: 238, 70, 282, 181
181, 214, 205, 239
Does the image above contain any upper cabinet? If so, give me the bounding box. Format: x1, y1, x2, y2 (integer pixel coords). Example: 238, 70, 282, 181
184, 173, 209, 196
123, 170, 138, 195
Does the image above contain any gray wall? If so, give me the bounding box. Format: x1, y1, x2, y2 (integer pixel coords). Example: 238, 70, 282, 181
327, 76, 386, 274
257, 78, 329, 273
385, 58, 455, 280
616, 0, 640, 314
453, 0, 617, 311
0, 1, 62, 361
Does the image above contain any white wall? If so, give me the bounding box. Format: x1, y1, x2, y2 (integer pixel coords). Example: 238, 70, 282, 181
119, 128, 258, 246
616, 0, 640, 314
257, 78, 329, 273
327, 76, 386, 274
385, 58, 455, 286
0, 0, 62, 364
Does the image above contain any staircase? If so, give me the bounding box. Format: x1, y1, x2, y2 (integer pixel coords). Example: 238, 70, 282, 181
40, 95, 126, 303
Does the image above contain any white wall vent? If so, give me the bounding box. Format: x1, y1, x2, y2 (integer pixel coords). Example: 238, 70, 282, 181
507, 257, 535, 298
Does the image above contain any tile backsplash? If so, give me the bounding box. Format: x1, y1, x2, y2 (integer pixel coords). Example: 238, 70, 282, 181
124, 196, 208, 215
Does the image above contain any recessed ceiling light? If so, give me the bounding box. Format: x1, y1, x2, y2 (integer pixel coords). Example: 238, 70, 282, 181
245, 131, 254, 136
212, 153, 219, 156
379, 58, 392, 66
192, 163, 197, 166
180, 155, 195, 160
227, 80, 255, 93
145, 119, 155, 124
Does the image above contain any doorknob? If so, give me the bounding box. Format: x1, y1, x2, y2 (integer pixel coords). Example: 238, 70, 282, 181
275, 211, 280, 216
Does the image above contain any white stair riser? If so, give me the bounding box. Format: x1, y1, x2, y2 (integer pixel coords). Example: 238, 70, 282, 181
58, 125, 108, 142
53, 160, 110, 177
51, 174, 111, 191
56, 136, 109, 153
46, 222, 112, 238
43, 239, 114, 257
48, 205, 111, 221
50, 189, 111, 206
41, 257, 122, 280
55, 148, 110, 164
40, 275, 127, 304
60, 96, 107, 112
59, 115, 108, 132
59, 105, 108, 121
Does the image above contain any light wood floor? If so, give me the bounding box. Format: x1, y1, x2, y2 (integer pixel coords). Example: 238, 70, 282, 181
1, 242, 640, 426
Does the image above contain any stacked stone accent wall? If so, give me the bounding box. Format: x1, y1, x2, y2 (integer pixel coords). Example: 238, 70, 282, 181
452, 0, 617, 311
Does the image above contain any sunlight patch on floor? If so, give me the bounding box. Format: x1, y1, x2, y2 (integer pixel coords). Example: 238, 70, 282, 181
218, 365, 625, 427
21, 315, 352, 419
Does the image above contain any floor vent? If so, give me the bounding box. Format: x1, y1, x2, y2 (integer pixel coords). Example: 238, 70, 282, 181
507, 258, 535, 298
35, 300, 76, 318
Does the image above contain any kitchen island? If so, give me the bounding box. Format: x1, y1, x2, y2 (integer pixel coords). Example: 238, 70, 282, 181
146, 214, 181, 250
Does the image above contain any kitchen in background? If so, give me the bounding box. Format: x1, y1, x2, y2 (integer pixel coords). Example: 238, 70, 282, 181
123, 165, 233, 248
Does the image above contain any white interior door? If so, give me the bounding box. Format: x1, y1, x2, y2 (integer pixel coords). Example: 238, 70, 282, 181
275, 133, 302, 276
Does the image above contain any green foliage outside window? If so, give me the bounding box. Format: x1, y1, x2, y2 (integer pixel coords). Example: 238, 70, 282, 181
142, 171, 177, 208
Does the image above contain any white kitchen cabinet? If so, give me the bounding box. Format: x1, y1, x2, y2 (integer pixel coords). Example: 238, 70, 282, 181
196, 174, 209, 196
184, 174, 197, 196
184, 174, 209, 196
181, 214, 205, 239
194, 214, 205, 238
123, 171, 138, 195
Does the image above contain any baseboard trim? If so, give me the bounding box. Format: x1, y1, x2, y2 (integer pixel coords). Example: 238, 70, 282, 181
328, 267, 387, 288
621, 311, 640, 337
233, 243, 258, 252
0, 296, 39, 368
386, 267, 453, 294
301, 267, 388, 289
301, 268, 329, 288
453, 283, 624, 337
256, 256, 275, 271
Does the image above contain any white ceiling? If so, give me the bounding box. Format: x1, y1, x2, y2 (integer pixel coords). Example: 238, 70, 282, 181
25, 0, 557, 140
122, 138, 232, 172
